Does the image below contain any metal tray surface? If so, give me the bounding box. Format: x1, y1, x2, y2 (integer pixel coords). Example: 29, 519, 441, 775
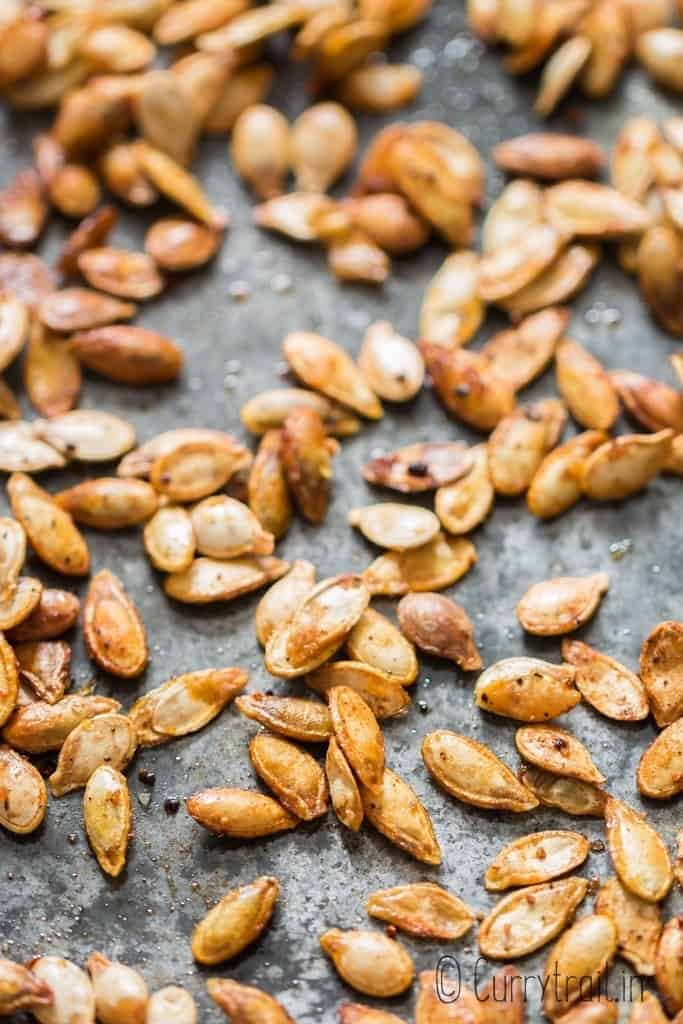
0, 3, 681, 1021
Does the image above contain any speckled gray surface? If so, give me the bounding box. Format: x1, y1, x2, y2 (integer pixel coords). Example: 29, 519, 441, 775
0, 3, 681, 1021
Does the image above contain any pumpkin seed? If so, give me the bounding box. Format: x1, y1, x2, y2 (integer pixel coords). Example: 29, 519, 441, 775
82, 22, 155, 72
494, 132, 604, 180
24, 321, 81, 419
326, 735, 363, 831
83, 570, 147, 678
361, 766, 441, 864
483, 179, 544, 254
281, 406, 336, 525
595, 876, 662, 976
70, 325, 184, 385
0, 15, 47, 86
475, 657, 580, 722
397, 592, 481, 670
543, 914, 617, 1018
6, 587, 78, 644
0, 958, 53, 1015
516, 725, 606, 784
306, 660, 411, 719
580, 0, 631, 97
144, 218, 220, 271
49, 712, 137, 797
33, 410, 136, 462
420, 343, 516, 432
87, 953, 147, 1024
0, 252, 56, 310
192, 876, 279, 966
0, 293, 29, 373
253, 192, 336, 241
147, 986, 198, 1024
486, 830, 590, 891
503, 243, 601, 319
237, 692, 332, 743
655, 916, 683, 1015
56, 477, 158, 530
291, 102, 357, 193
422, 730, 539, 812
357, 322, 424, 402
241, 387, 360, 438
320, 928, 414, 998
535, 32, 591, 114
328, 685, 384, 792
249, 732, 328, 819
315, 18, 389, 83
337, 62, 422, 112
338, 1004, 403, 1024
77, 247, 164, 301
0, 633, 17, 728
562, 639, 649, 722
415, 970, 480, 1024
517, 573, 609, 636
165, 555, 289, 604
0, 517, 25, 599
283, 331, 383, 420
637, 27, 683, 91
435, 444, 494, 535
265, 574, 369, 678
83, 766, 132, 878
49, 164, 101, 220
186, 787, 298, 838
30, 958, 95, 1024
135, 69, 200, 166
15, 640, 70, 705
366, 882, 474, 941
556, 339, 619, 430
626, 993, 668, 1023
527, 429, 608, 519
248, 430, 293, 541
638, 224, 683, 338
58, 205, 118, 277
7, 474, 88, 579
640, 620, 683, 727
519, 764, 607, 817
638, 719, 683, 799
190, 495, 273, 559
479, 877, 588, 960
150, 440, 239, 502
363, 442, 471, 494
143, 505, 195, 573
479, 223, 564, 303
207, 978, 294, 1024
0, 744, 46, 834
345, 608, 418, 685
0, 577, 42, 631
0, 376, 19, 421
255, 561, 316, 648
341, 193, 430, 254
349, 503, 440, 552
546, 181, 652, 238
130, 668, 246, 747
481, 307, 568, 391
2, 693, 121, 754
231, 104, 291, 200
154, 0, 249, 44
604, 796, 673, 902
418, 250, 483, 348
118, 428, 251, 480
613, 369, 683, 433
0, 168, 47, 248
488, 400, 566, 496
363, 533, 477, 595
135, 142, 227, 229
100, 141, 159, 208
581, 429, 673, 501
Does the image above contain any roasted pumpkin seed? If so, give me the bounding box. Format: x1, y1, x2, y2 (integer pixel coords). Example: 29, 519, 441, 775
281, 406, 336, 525
542, 915, 617, 1018
165, 555, 289, 604
77, 247, 164, 301
49, 712, 137, 797
130, 668, 246, 747
356, 321, 424, 402
2, 693, 120, 755
556, 339, 620, 430
595, 876, 662, 976
283, 331, 383, 420
435, 445, 494, 535
328, 685, 384, 792
419, 250, 483, 348
231, 104, 291, 200
361, 766, 441, 864
363, 533, 477, 596
135, 142, 227, 229
638, 719, 683, 799
326, 736, 363, 832
342, 193, 429, 254
366, 882, 474, 941
237, 692, 332, 743
320, 928, 414, 998
241, 387, 360, 438
488, 400, 566, 496
56, 477, 158, 530
255, 561, 316, 648
415, 970, 480, 1024
250, 732, 328, 819
562, 639, 649, 722
143, 505, 195, 573
70, 325, 184, 385
503, 243, 601, 320
655, 916, 683, 1015
494, 132, 604, 180
147, 986, 198, 1024
0, 743, 47, 834
83, 570, 147, 678
397, 592, 481, 670
420, 343, 516, 432
0, 577, 42, 631
516, 725, 606, 784
337, 1004, 403, 1024
349, 503, 440, 552
345, 608, 418, 685
486, 830, 590, 891
57, 205, 118, 277
186, 787, 298, 838
475, 657, 580, 721
192, 876, 279, 966
207, 978, 293, 1023
517, 573, 609, 636
30, 958, 95, 1024
545, 181, 651, 238
83, 766, 132, 878
519, 764, 607, 817
479, 223, 564, 303
479, 877, 588, 960
87, 952, 147, 1024
15, 640, 71, 704
527, 430, 608, 519
0, 516, 25, 599
604, 796, 673, 902
0, 957, 53, 1015
639, 620, 683, 727
363, 442, 471, 494
422, 730, 539, 812
481, 307, 568, 391
6, 587, 78, 644
119, 428, 250, 480
24, 321, 81, 419
582, 430, 673, 501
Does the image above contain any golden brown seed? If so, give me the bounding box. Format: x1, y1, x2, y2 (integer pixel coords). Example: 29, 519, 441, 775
475, 657, 580, 722
291, 102, 357, 193
186, 787, 298, 838
363, 441, 471, 494
419, 251, 483, 348
348, 503, 440, 552
144, 218, 220, 271
306, 662, 411, 720
612, 370, 683, 433
637, 27, 683, 91
487, 401, 565, 496
0, 252, 55, 310
253, 192, 336, 242
0, 376, 19, 421
0, 293, 29, 373
56, 478, 158, 530
605, 797, 673, 902
479, 223, 564, 303
366, 882, 474, 941
129, 668, 247, 747
135, 69, 199, 167
0, 744, 46, 834
0, 577, 42, 632
486, 830, 589, 891
154, 0, 248, 44
192, 877, 279, 966
555, 339, 619, 430
281, 407, 336, 525
519, 764, 607, 817
325, 228, 390, 285
543, 915, 617, 1018
100, 141, 159, 208
77, 247, 164, 301
282, 331, 382, 420
0, 957, 53, 1015
150, 441, 238, 502
415, 971, 482, 1024
0, 168, 47, 248
517, 573, 609, 636
2, 693, 121, 754
363, 533, 477, 596
535, 35, 593, 117
58, 205, 118, 277
120, 429, 250, 481
435, 444, 494, 535
248, 430, 293, 541
420, 343, 516, 432
640, 620, 683, 728
503, 243, 601, 319
231, 104, 291, 200
356, 322, 424, 403
481, 307, 568, 391
165, 555, 289, 604
320, 929, 414, 998
345, 608, 418, 685
207, 978, 293, 1023
237, 692, 331, 743
24, 321, 81, 419
628, 993, 669, 1024
656, 917, 683, 1015
326, 736, 363, 832
341, 194, 429, 254
611, 117, 661, 201
48, 164, 101, 220
84, 570, 147, 678
6, 588, 78, 644
83, 766, 132, 878
494, 132, 604, 180
87, 953, 147, 1024
562, 639, 649, 722
328, 685, 384, 792
7, 473, 90, 578
638, 224, 683, 337
15, 640, 70, 705
249, 732, 328, 820
314, 18, 388, 83
255, 561, 316, 648
422, 730, 539, 812
207, 63, 274, 134
546, 181, 652, 238
638, 719, 683, 799
581, 430, 673, 501
33, 410, 136, 463
0, 516, 25, 599
241, 387, 360, 438
38, 288, 135, 334
361, 766, 441, 864
30, 957, 95, 1024
338, 1004, 403, 1024
479, 877, 588, 960
143, 506, 195, 573
337, 62, 422, 112
482, 179, 545, 254
0, 16, 48, 87
596, 876, 662, 976
49, 712, 137, 797
516, 725, 606, 784
580, 0, 630, 97
191, 496, 273, 559
0, 632, 17, 727
397, 592, 480, 670
527, 429, 609, 519
135, 142, 227, 229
